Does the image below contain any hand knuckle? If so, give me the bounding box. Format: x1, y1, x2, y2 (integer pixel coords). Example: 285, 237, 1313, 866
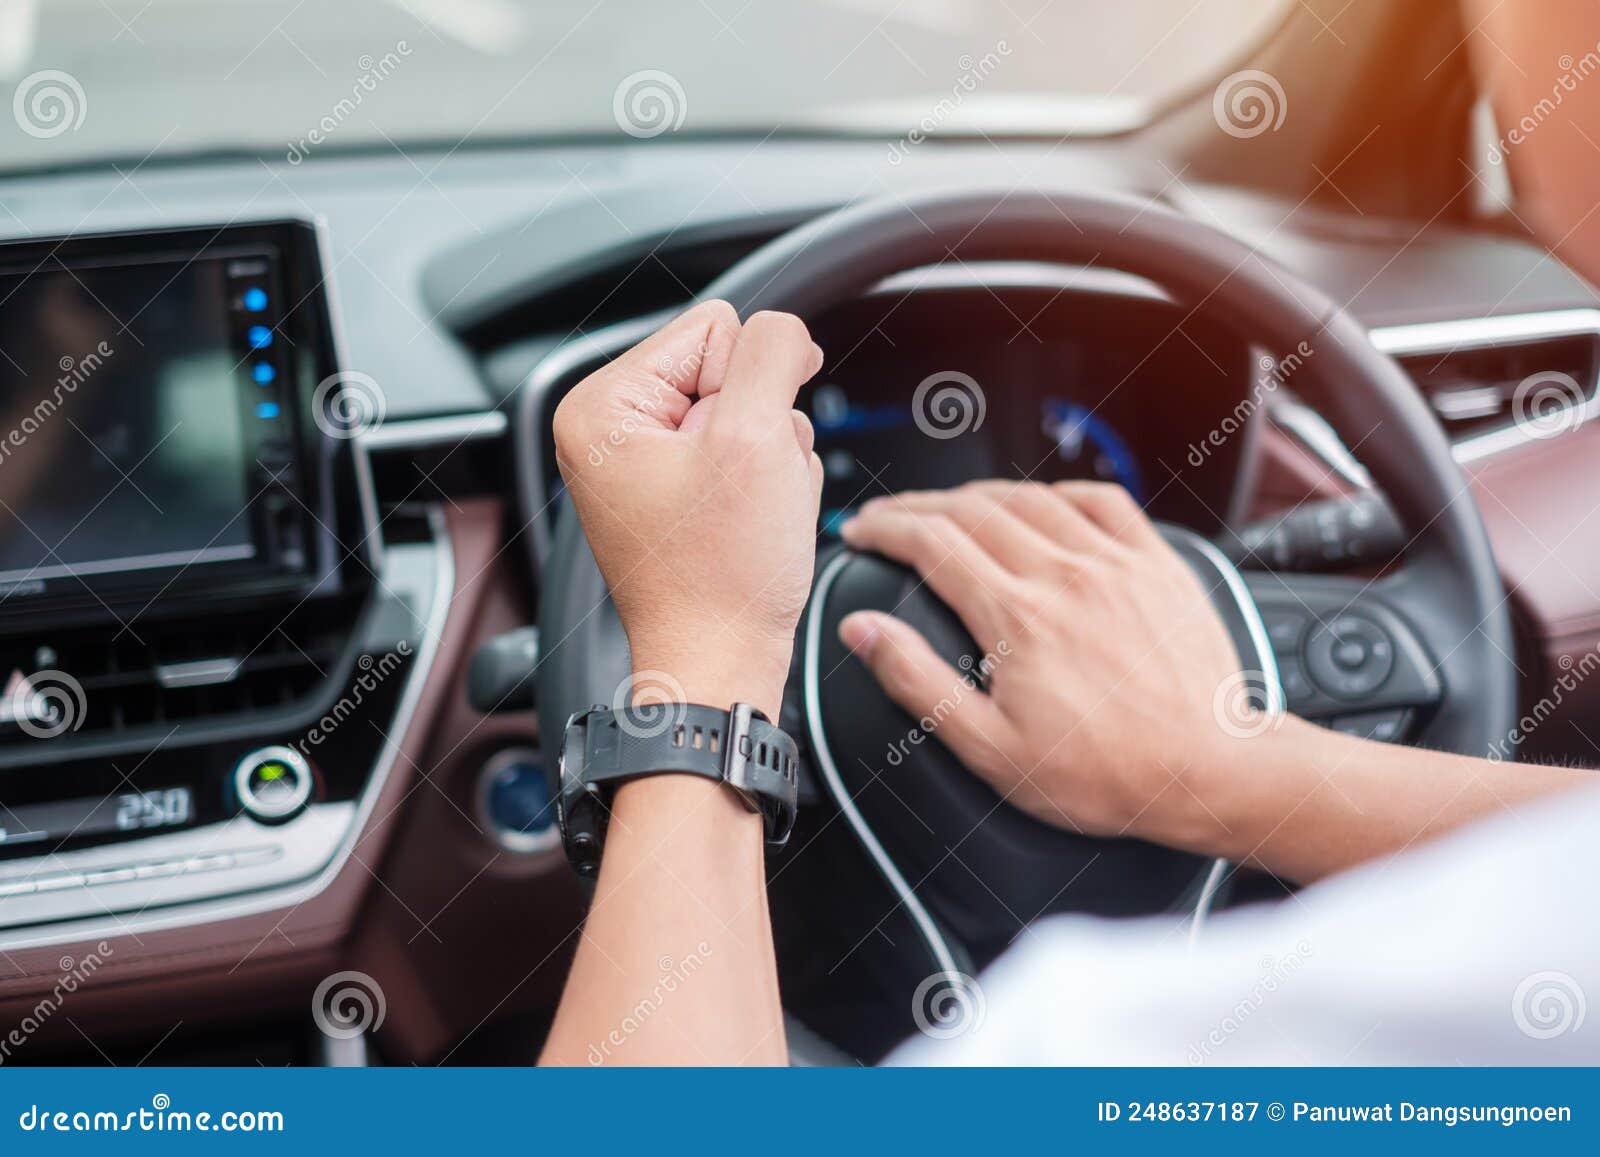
551, 394, 587, 451
697, 298, 739, 328
749, 310, 808, 342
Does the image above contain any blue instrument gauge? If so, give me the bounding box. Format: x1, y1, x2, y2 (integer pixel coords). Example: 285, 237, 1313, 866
810, 382, 909, 434
821, 507, 854, 538
1041, 399, 1145, 502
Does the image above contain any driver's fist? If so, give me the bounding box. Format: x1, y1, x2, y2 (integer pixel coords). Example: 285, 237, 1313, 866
552, 301, 825, 718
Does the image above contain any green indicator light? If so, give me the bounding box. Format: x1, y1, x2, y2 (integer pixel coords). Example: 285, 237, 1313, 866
257, 763, 287, 781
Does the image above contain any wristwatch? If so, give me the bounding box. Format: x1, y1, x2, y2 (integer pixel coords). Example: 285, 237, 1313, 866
556, 701, 800, 877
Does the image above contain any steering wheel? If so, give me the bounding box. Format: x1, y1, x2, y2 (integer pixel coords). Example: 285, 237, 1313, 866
535, 187, 1514, 983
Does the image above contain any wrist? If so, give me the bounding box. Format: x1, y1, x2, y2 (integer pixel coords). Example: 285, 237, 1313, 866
627, 647, 791, 721
1171, 715, 1328, 862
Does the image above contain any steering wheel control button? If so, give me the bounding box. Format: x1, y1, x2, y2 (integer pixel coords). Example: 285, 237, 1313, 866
1275, 658, 1315, 703
1305, 615, 1395, 700
1263, 608, 1310, 654
234, 746, 314, 824
1329, 709, 1411, 743
1332, 637, 1370, 669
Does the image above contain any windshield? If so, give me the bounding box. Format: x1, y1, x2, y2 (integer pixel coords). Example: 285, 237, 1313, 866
0, 0, 1290, 171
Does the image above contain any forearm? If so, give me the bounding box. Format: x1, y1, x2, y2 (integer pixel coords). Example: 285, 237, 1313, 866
539, 775, 784, 1066
538, 668, 788, 1067
1169, 715, 1592, 882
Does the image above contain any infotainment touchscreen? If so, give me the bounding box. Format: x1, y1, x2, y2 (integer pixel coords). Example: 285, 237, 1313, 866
0, 239, 314, 605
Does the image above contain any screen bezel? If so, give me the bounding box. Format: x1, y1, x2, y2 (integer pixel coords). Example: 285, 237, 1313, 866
0, 219, 366, 629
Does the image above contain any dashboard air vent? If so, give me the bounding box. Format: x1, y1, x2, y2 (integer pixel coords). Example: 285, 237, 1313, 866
0, 601, 354, 746
1389, 333, 1598, 443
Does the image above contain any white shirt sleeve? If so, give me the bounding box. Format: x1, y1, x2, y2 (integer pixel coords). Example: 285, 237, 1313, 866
887, 784, 1600, 1066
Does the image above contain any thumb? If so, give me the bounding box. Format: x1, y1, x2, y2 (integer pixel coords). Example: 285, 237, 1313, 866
562, 300, 740, 438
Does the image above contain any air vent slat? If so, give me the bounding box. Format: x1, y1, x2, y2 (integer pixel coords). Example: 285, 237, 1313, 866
0, 601, 356, 747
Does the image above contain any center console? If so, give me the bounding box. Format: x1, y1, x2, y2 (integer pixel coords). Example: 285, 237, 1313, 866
0, 221, 437, 944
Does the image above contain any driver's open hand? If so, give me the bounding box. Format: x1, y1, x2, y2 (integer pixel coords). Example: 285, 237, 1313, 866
552, 301, 824, 716
839, 482, 1247, 844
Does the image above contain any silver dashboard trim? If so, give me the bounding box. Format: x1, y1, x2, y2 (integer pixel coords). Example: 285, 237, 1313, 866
1269, 398, 1375, 489
362, 410, 508, 451
310, 212, 386, 574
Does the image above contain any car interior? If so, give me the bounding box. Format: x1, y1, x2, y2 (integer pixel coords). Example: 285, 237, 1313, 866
0, 0, 1596, 1066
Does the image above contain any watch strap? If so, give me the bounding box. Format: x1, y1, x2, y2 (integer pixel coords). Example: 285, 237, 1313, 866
559, 702, 799, 876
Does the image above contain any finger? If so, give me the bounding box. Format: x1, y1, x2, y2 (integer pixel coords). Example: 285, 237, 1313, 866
633, 299, 741, 399
839, 507, 1017, 648
791, 409, 816, 456
838, 610, 1017, 783
709, 311, 822, 435
561, 300, 740, 439
868, 487, 1067, 576
1053, 481, 1159, 548
959, 480, 1113, 554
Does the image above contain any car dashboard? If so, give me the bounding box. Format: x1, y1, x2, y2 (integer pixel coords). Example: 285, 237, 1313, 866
0, 136, 1597, 1064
